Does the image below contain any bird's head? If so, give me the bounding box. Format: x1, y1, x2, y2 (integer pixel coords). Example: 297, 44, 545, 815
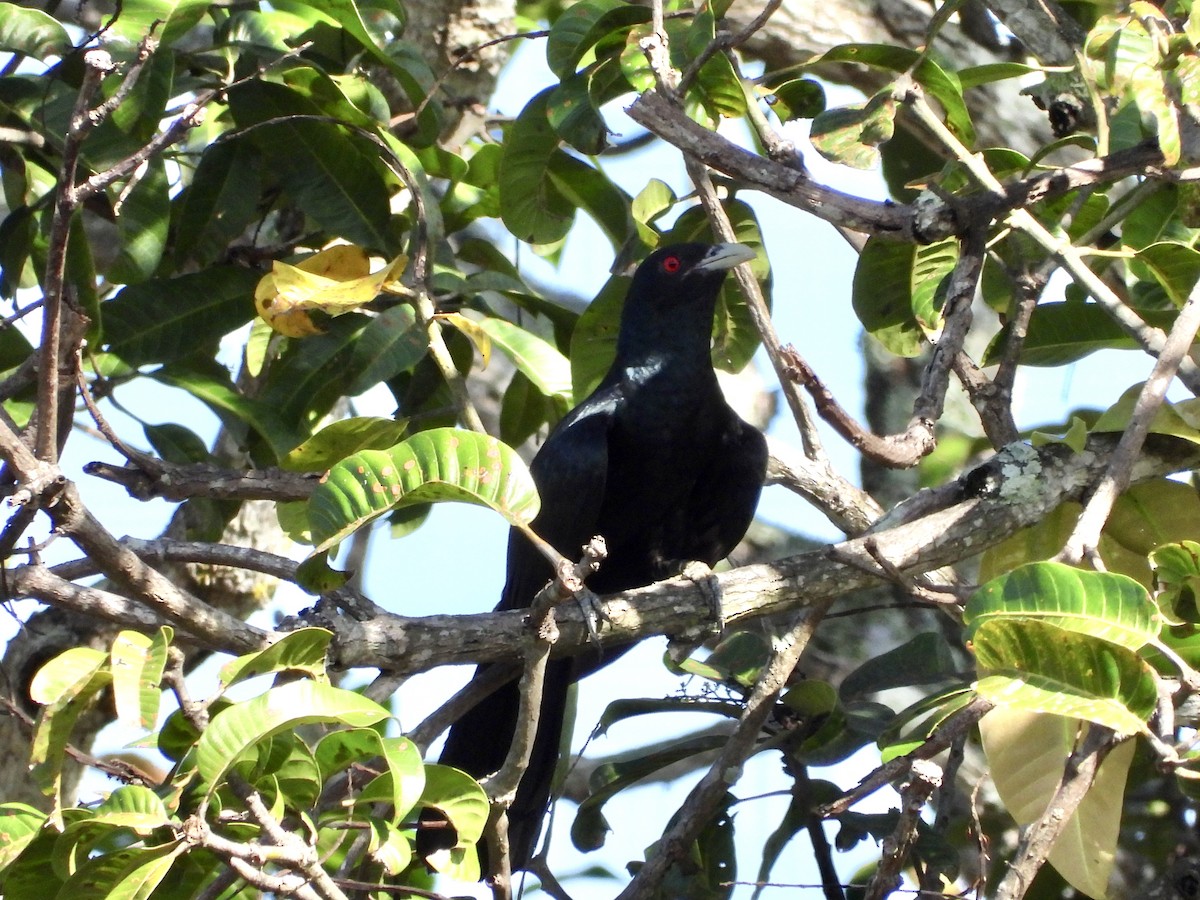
628, 242, 757, 303
613, 242, 757, 366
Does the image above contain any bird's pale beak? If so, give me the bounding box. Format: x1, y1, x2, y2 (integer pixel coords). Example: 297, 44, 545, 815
694, 242, 756, 272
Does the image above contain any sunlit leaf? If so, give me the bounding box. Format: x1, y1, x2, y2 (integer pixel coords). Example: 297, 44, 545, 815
810, 91, 896, 169
980, 709, 1135, 898
972, 619, 1158, 735
255, 247, 407, 337
0, 803, 47, 870
196, 681, 389, 792
965, 562, 1160, 650
109, 627, 171, 731
545, 0, 650, 78
307, 428, 539, 553
218, 628, 334, 688
91, 785, 171, 832
282, 417, 409, 472
473, 316, 572, 402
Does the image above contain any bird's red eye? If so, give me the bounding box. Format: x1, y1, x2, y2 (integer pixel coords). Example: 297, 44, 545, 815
661, 255, 682, 274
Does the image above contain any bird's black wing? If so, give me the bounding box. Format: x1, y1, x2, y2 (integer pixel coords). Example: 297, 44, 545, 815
681, 407, 769, 566
498, 394, 617, 610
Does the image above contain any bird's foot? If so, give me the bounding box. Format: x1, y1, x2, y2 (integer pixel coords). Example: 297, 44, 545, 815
680, 560, 724, 634
666, 561, 725, 664
573, 586, 607, 647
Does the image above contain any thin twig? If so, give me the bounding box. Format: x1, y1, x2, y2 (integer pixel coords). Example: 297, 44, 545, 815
1057, 285, 1200, 563
615, 599, 833, 899
36, 50, 109, 464
863, 759, 942, 900
993, 726, 1117, 900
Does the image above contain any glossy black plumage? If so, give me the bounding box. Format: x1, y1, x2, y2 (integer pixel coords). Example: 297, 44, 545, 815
435, 243, 768, 873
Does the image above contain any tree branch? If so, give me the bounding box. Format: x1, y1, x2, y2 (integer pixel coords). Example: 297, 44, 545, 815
305, 435, 1200, 674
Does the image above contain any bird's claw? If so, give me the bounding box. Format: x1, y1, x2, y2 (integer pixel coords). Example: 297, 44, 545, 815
574, 587, 607, 646
680, 560, 723, 635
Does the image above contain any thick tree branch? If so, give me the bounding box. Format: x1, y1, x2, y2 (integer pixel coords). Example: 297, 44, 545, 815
84, 459, 318, 502
627, 90, 1168, 245
306, 434, 1200, 674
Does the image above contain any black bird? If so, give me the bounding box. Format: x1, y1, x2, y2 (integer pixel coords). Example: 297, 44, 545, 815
433, 242, 768, 873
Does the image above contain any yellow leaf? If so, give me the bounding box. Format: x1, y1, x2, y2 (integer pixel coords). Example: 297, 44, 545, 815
981, 709, 1134, 899
439, 312, 492, 369
255, 245, 408, 337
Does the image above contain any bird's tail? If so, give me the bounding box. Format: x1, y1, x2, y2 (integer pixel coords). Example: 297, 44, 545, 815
430, 657, 574, 873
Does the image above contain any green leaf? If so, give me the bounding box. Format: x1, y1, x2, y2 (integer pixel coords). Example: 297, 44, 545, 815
1150, 541, 1200, 625
972, 619, 1158, 735
840, 632, 961, 700
110, 46, 174, 143
965, 562, 1160, 650
851, 237, 924, 357
195, 680, 389, 792
911, 239, 957, 330
981, 302, 1175, 366
499, 89, 575, 245
572, 734, 729, 852
0, 4, 71, 56
295, 551, 350, 592
91, 785, 171, 832
282, 417, 409, 472
764, 78, 826, 121
104, 0, 209, 47
914, 58, 974, 145
980, 709, 1135, 898
307, 428, 539, 553
416, 769, 487, 882
53, 841, 184, 899
546, 152, 635, 252
810, 91, 896, 169
218, 628, 334, 688
1136, 241, 1200, 307
257, 315, 372, 427
878, 688, 977, 761
345, 305, 428, 396
175, 139, 264, 268
956, 62, 1057, 90
684, 4, 746, 118
500, 369, 552, 447
29, 647, 108, 706
674, 632, 770, 688
143, 422, 210, 465
103, 266, 260, 366
980, 479, 1200, 588
339, 736, 426, 822
228, 79, 397, 253
545, 0, 650, 78
0, 803, 48, 870
109, 627, 170, 731
472, 317, 573, 402
155, 365, 302, 461
809, 42, 920, 72
29, 650, 111, 813
546, 67, 613, 155
1093, 383, 1200, 446
631, 178, 677, 229
0, 207, 37, 300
